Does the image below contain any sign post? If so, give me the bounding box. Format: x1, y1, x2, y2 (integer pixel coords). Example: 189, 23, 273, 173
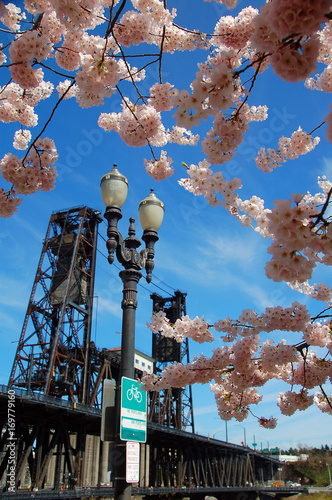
120, 377, 147, 443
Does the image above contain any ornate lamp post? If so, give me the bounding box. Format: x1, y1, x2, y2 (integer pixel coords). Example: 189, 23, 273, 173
100, 164, 164, 500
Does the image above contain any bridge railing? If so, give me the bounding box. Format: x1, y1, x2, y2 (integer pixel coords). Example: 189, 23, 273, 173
0, 384, 101, 416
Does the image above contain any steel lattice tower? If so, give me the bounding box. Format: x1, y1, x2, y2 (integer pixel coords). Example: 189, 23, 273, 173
149, 290, 195, 433
9, 206, 103, 405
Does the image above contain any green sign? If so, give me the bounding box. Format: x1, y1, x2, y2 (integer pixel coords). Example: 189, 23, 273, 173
120, 377, 147, 443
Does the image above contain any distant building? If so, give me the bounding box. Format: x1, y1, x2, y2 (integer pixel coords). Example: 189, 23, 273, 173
134, 350, 154, 374
107, 347, 155, 375
277, 454, 309, 463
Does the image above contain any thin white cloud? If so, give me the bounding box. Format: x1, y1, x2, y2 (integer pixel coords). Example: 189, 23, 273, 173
12, 214, 45, 242
0, 275, 30, 309
200, 231, 266, 269
94, 295, 122, 318
194, 404, 218, 416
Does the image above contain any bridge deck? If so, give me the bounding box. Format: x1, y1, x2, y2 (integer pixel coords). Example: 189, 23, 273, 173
0, 485, 309, 499
0, 386, 282, 493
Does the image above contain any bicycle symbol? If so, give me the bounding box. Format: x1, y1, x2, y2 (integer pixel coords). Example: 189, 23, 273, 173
126, 384, 142, 403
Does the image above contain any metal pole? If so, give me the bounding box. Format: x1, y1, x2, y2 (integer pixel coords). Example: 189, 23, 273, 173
114, 268, 142, 500
119, 269, 141, 379
327, 462, 331, 485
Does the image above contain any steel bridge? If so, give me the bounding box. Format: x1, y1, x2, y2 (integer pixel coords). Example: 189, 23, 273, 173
0, 207, 296, 498
0, 383, 285, 497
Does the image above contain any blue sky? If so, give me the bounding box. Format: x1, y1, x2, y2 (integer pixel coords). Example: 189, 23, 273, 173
0, 0, 332, 451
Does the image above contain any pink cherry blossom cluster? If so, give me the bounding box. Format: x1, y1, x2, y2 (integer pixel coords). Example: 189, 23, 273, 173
235, 178, 332, 290
257, 416, 278, 429
260, 340, 299, 374
255, 127, 320, 173
144, 151, 173, 181
0, 188, 22, 218
214, 302, 311, 341
277, 389, 314, 416
174, 315, 215, 344
250, 0, 329, 83
314, 391, 332, 415
0, 81, 53, 128
269, 37, 320, 84
147, 311, 182, 341
113, 1, 177, 51
190, 349, 231, 384
141, 347, 232, 391
237, 195, 271, 235
167, 127, 199, 147
46, 0, 106, 32
98, 100, 165, 147
0, 2, 25, 31
291, 352, 332, 389
9, 30, 53, 89
13, 129, 32, 150
213, 7, 258, 51
75, 54, 123, 109
211, 383, 262, 422
178, 159, 242, 209
177, 104, 267, 203
148, 83, 175, 112
289, 281, 332, 305
0, 137, 58, 199
147, 311, 214, 344
306, 65, 332, 93
303, 322, 332, 348
264, 193, 332, 284
202, 111, 249, 165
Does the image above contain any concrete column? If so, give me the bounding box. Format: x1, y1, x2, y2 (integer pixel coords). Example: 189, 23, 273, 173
83, 435, 93, 486
99, 440, 109, 485
92, 435, 100, 486
139, 443, 150, 487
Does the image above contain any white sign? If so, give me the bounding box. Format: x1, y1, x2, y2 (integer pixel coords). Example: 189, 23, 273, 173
126, 441, 140, 483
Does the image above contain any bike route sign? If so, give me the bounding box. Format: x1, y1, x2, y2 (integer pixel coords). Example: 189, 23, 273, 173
120, 377, 147, 443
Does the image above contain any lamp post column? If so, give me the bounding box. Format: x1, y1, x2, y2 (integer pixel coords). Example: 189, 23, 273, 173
114, 270, 142, 500
119, 268, 142, 379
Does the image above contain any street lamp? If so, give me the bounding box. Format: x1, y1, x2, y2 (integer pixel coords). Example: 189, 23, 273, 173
100, 164, 164, 500
234, 424, 247, 447
213, 421, 228, 442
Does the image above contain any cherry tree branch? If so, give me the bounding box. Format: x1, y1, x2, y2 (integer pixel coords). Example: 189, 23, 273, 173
22, 80, 76, 163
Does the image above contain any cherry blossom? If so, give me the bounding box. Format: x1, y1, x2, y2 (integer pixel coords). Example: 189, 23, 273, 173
277, 389, 314, 416
255, 128, 320, 173
0, 137, 58, 195
144, 151, 173, 181
258, 417, 278, 429
0, 188, 22, 218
